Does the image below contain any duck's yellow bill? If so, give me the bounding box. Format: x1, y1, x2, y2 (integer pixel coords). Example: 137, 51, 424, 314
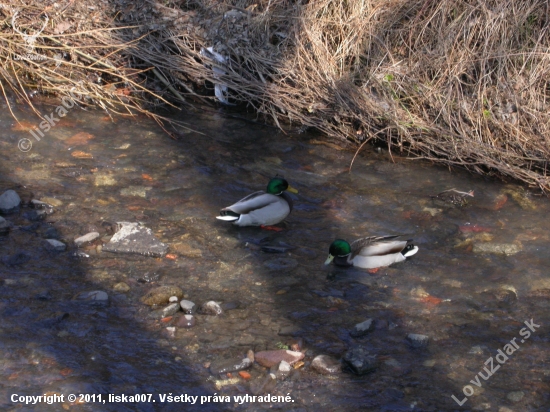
324, 254, 335, 265
286, 185, 298, 194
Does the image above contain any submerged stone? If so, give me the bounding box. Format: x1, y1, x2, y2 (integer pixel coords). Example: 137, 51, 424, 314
199, 301, 223, 316
149, 302, 180, 319
210, 356, 252, 375
0, 216, 12, 235
75, 232, 100, 247
45, 239, 67, 251
75, 290, 109, 304
39, 197, 63, 207
473, 243, 521, 256
2, 252, 31, 266
141, 285, 183, 306
343, 346, 378, 375
103, 222, 168, 257
250, 373, 277, 395
180, 299, 197, 314
176, 314, 196, 328
30, 199, 55, 215
506, 391, 524, 402
0, 190, 21, 213
162, 302, 180, 317
311, 354, 341, 375
23, 209, 48, 221
254, 349, 304, 368
350, 318, 375, 338
113, 282, 130, 292
406, 333, 429, 348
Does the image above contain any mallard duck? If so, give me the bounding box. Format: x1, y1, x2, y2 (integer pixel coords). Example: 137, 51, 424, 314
216, 177, 298, 227
325, 235, 418, 269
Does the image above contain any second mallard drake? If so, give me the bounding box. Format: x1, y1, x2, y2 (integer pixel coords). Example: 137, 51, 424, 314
325, 235, 418, 269
216, 177, 298, 227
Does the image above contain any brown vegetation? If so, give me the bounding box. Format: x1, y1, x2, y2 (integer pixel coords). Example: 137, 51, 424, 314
1, 0, 549, 191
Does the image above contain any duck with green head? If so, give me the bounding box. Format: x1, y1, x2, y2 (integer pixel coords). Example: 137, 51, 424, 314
325, 235, 418, 269
216, 177, 298, 227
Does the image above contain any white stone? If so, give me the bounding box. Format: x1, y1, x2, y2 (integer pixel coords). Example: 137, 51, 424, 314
75, 232, 100, 247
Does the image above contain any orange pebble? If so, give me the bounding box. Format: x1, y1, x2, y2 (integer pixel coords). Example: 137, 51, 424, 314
165, 254, 177, 260
161, 316, 173, 323
142, 173, 154, 181
420, 295, 443, 305
238, 371, 251, 380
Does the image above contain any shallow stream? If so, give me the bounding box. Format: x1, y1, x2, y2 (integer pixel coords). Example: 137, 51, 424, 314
1, 97, 549, 411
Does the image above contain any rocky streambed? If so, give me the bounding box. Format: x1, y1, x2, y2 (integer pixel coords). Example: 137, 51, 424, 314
1, 101, 549, 411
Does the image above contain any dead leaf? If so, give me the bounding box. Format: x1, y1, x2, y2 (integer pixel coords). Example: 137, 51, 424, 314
71, 150, 93, 159
66, 132, 95, 146
54, 21, 72, 34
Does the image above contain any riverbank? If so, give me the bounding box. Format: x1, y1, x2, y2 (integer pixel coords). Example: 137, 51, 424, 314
1, 0, 549, 191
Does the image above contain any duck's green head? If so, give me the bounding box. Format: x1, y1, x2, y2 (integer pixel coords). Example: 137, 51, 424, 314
266, 177, 298, 195
325, 239, 351, 264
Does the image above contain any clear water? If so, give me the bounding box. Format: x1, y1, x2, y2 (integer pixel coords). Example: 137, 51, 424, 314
1, 96, 549, 411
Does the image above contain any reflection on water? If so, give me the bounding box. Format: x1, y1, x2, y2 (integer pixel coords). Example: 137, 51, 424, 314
1, 97, 549, 411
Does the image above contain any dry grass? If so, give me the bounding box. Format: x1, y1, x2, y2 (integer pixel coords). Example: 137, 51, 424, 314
1, 0, 549, 191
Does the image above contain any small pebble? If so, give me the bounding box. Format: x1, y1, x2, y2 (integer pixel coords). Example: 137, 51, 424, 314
161, 303, 180, 318
113, 282, 130, 292
180, 299, 197, 314
199, 301, 223, 316
506, 391, 524, 402
74, 232, 100, 247
176, 314, 196, 328
406, 333, 429, 348
350, 318, 375, 338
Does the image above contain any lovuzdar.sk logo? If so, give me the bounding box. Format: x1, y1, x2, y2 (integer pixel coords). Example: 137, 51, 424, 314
11, 10, 48, 60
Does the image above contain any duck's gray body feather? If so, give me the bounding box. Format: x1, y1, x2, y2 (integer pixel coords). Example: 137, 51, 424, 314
345, 235, 416, 269
218, 191, 293, 226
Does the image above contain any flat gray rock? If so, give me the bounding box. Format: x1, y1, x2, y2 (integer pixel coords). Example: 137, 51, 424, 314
311, 354, 341, 375
350, 318, 375, 338
103, 222, 167, 257
75, 232, 100, 247
0, 190, 21, 213
45, 239, 66, 251
75, 290, 109, 305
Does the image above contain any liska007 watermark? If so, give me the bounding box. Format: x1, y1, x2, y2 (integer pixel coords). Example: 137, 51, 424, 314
18, 89, 83, 152
451, 319, 540, 406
